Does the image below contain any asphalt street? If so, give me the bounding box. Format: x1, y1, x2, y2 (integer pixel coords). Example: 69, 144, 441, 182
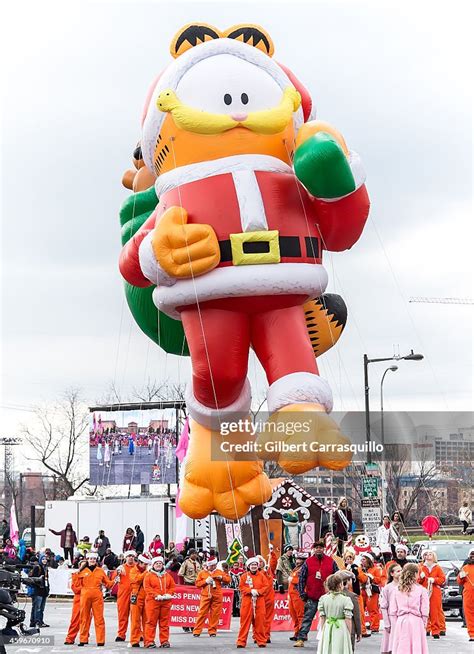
3, 600, 470, 654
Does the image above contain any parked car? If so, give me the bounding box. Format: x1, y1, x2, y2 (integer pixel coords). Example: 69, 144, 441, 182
408, 540, 473, 618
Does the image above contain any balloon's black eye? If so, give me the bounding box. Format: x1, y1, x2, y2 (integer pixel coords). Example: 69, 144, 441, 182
241, 93, 249, 105
224, 94, 232, 105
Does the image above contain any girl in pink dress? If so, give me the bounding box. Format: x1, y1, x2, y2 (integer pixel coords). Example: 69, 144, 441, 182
380, 563, 402, 654
391, 563, 429, 654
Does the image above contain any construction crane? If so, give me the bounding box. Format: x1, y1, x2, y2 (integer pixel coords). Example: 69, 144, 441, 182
409, 297, 473, 305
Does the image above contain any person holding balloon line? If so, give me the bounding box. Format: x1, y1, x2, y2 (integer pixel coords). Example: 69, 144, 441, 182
143, 556, 175, 648
416, 550, 445, 640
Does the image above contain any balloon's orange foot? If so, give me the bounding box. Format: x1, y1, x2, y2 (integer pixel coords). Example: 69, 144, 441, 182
256, 403, 353, 474
178, 419, 272, 520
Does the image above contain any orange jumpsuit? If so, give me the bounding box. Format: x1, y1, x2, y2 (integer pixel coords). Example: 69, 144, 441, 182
359, 565, 384, 632
288, 567, 305, 638
457, 562, 474, 639
77, 566, 113, 645
417, 564, 445, 636
262, 567, 276, 642
193, 568, 231, 636
143, 571, 176, 646
129, 565, 147, 645
65, 572, 82, 644
237, 571, 268, 647
263, 552, 278, 642
116, 562, 135, 640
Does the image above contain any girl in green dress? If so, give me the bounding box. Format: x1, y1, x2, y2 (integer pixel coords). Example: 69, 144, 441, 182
317, 573, 354, 654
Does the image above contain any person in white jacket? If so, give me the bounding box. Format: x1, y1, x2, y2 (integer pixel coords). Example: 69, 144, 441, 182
375, 516, 397, 564
459, 502, 472, 534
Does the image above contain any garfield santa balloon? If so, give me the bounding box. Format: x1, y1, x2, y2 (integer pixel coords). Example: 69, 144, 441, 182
119, 23, 370, 520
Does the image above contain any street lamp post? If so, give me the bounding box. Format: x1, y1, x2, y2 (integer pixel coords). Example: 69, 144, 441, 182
380, 366, 398, 515
380, 366, 398, 448
364, 350, 424, 463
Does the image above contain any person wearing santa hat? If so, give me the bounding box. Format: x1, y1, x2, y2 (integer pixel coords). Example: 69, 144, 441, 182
129, 552, 152, 647
77, 551, 114, 646
114, 550, 137, 642
385, 543, 409, 574
417, 550, 446, 640
237, 557, 269, 648
192, 558, 231, 637
143, 556, 175, 648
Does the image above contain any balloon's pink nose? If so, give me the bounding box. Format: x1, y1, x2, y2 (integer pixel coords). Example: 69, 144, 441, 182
231, 113, 248, 122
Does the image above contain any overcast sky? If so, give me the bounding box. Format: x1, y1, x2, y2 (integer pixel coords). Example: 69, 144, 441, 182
1, 0, 472, 445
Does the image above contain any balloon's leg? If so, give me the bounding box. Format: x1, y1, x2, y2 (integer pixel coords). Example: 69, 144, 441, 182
178, 418, 272, 520
256, 403, 353, 474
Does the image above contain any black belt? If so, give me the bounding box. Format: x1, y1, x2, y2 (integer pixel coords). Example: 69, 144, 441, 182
219, 236, 319, 262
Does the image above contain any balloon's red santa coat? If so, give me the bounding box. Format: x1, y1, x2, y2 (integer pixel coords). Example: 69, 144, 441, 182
120, 24, 370, 520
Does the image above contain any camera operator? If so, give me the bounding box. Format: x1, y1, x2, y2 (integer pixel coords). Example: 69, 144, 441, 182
29, 554, 50, 628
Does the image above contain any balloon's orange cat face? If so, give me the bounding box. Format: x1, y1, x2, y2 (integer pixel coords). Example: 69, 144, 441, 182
141, 24, 312, 175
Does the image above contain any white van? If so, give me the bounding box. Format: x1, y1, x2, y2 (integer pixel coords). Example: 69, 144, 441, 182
21, 527, 46, 550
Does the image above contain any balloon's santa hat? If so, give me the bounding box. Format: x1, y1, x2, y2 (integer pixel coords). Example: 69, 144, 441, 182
140, 23, 313, 172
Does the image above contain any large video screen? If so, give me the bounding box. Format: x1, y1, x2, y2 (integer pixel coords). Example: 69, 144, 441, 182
89, 408, 178, 485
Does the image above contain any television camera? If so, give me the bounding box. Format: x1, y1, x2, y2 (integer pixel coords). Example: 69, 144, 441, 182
0, 562, 42, 647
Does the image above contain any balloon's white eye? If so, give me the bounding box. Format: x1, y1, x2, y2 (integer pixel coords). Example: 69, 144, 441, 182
176, 54, 282, 114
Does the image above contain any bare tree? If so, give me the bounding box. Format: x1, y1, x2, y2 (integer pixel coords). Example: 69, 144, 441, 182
383, 444, 438, 524
22, 388, 89, 498
132, 379, 186, 403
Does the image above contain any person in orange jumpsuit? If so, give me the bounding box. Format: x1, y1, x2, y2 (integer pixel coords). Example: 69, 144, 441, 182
115, 550, 137, 642
288, 553, 306, 642
143, 556, 175, 648
343, 548, 368, 637
64, 570, 83, 645
77, 551, 114, 646
192, 557, 231, 637
417, 549, 446, 640
256, 550, 277, 644
358, 553, 384, 633
457, 547, 474, 642
237, 557, 269, 648
129, 552, 152, 647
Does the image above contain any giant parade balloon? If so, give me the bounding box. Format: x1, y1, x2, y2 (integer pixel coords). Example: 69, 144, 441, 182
119, 23, 370, 519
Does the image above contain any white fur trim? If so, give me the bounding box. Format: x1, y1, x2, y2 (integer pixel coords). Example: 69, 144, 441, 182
267, 372, 333, 413
155, 154, 292, 196
232, 169, 268, 232
246, 557, 260, 567
153, 262, 328, 320
142, 38, 304, 170
138, 232, 176, 287
185, 379, 251, 428
319, 150, 366, 203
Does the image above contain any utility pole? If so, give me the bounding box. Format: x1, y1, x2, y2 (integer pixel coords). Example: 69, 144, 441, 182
0, 436, 22, 512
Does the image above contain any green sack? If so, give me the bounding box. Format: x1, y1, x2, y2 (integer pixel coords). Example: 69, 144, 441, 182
119, 186, 189, 356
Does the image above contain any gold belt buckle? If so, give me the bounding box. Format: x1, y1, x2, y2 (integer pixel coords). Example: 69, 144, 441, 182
230, 230, 280, 266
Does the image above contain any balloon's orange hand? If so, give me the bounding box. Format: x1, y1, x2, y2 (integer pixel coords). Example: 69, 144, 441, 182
152, 206, 220, 278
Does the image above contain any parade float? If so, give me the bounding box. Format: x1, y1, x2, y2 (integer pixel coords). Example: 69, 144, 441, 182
119, 23, 370, 520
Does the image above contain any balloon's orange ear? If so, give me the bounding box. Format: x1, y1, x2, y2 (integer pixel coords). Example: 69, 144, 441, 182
170, 23, 222, 58
223, 24, 274, 57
